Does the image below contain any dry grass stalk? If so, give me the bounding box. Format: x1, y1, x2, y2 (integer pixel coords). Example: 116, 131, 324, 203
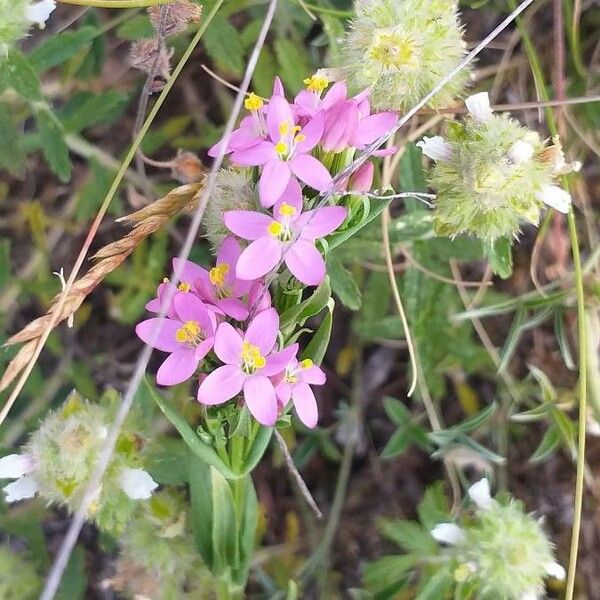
0, 182, 203, 393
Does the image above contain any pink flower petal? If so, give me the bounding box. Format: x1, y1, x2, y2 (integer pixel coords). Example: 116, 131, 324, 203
156, 348, 199, 386
322, 103, 358, 152
214, 322, 244, 364
285, 239, 326, 286
302, 364, 326, 385
267, 95, 295, 142
296, 206, 347, 240
348, 162, 374, 192
236, 237, 282, 281
224, 211, 273, 240
292, 382, 318, 428
217, 236, 242, 266
259, 160, 291, 208
320, 81, 348, 111
245, 307, 279, 355
195, 338, 214, 361
275, 380, 292, 405
290, 154, 332, 192
272, 76, 284, 96
248, 281, 272, 313
262, 343, 299, 376
274, 177, 303, 219
355, 112, 398, 146
197, 364, 245, 406
136, 318, 181, 352
244, 375, 278, 426
173, 293, 214, 335
172, 258, 206, 290
231, 141, 275, 166
217, 297, 249, 321
296, 111, 325, 153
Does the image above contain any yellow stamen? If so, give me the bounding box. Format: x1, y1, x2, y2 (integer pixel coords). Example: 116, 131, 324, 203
303, 74, 329, 93
241, 341, 266, 372
275, 141, 288, 155
244, 92, 264, 111
268, 222, 283, 237
299, 358, 314, 369
279, 202, 297, 218
175, 320, 201, 344
279, 122, 290, 136
369, 31, 418, 69
178, 282, 191, 292
209, 263, 230, 287
294, 133, 306, 144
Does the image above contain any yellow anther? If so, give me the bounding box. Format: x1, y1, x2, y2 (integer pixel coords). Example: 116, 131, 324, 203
275, 141, 288, 155
244, 92, 264, 111
303, 74, 329, 93
294, 133, 306, 144
279, 121, 290, 136
292, 125, 301, 133
299, 358, 314, 369
268, 221, 283, 237
369, 32, 418, 68
241, 341, 266, 373
453, 564, 473, 583
163, 277, 170, 283
286, 373, 298, 384
175, 320, 201, 344
209, 263, 230, 287
279, 202, 297, 218
178, 282, 191, 292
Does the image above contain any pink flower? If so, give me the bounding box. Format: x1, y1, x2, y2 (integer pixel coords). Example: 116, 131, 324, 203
274, 357, 326, 428
230, 95, 332, 207
197, 308, 298, 426
224, 183, 347, 286
294, 77, 346, 120
136, 292, 217, 386
348, 161, 374, 192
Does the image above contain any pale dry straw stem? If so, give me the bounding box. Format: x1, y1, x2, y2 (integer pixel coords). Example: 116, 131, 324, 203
39, 1, 279, 597
0, 3, 220, 426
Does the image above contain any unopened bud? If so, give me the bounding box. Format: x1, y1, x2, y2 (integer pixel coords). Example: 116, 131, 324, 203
148, 0, 202, 37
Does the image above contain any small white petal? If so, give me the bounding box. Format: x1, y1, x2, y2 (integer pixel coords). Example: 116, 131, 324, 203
544, 561, 566, 580
465, 92, 493, 122
416, 136, 453, 162
431, 523, 466, 545
521, 591, 540, 600
119, 467, 158, 500
508, 140, 535, 164
26, 0, 57, 26
468, 478, 494, 510
0, 453, 36, 479
3, 475, 39, 503
538, 185, 571, 214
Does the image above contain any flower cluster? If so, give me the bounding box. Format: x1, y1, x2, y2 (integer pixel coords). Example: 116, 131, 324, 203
0, 0, 56, 56
137, 76, 399, 428
0, 391, 157, 534
0, 544, 41, 600
341, 0, 468, 111
106, 490, 214, 599
431, 479, 564, 600
418, 92, 577, 241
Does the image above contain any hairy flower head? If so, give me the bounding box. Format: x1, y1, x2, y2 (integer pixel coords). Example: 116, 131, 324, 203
342, 0, 468, 111
420, 92, 574, 242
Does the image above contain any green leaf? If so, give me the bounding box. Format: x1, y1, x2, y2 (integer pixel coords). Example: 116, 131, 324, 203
376, 519, 438, 554
241, 426, 273, 474
237, 477, 259, 584
455, 402, 496, 433
203, 14, 245, 75
328, 254, 362, 310
280, 277, 331, 334
381, 428, 411, 458
363, 555, 414, 598
417, 481, 451, 530
116, 14, 154, 39
36, 109, 72, 182
146, 437, 189, 484
56, 546, 87, 600
274, 38, 311, 93
210, 467, 239, 574
302, 298, 334, 365
483, 236, 513, 279
5, 49, 42, 100
144, 377, 240, 479
554, 309, 576, 370
383, 397, 410, 426
29, 26, 97, 72
60, 90, 130, 133
190, 459, 215, 567
530, 425, 561, 463
0, 106, 26, 176
0, 238, 11, 289
415, 568, 454, 600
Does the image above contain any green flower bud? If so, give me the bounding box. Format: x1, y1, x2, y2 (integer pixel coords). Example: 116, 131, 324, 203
342, 0, 469, 111
0, 544, 41, 600
420, 92, 573, 242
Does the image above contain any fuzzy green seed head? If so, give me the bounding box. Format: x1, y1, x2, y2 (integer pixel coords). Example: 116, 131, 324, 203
24, 390, 154, 534
342, 0, 469, 111
464, 500, 557, 599
0, 545, 41, 600
110, 489, 215, 599
420, 94, 572, 242
204, 168, 257, 251
0, 0, 29, 57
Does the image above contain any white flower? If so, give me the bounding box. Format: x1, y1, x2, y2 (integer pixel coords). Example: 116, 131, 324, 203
468, 478, 494, 510
26, 0, 56, 27
544, 561, 566, 580
521, 591, 540, 600
0, 453, 35, 479
3, 474, 40, 503
465, 92, 493, 122
119, 467, 158, 500
416, 135, 453, 162
537, 185, 571, 214
431, 522, 466, 545
508, 140, 535, 164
